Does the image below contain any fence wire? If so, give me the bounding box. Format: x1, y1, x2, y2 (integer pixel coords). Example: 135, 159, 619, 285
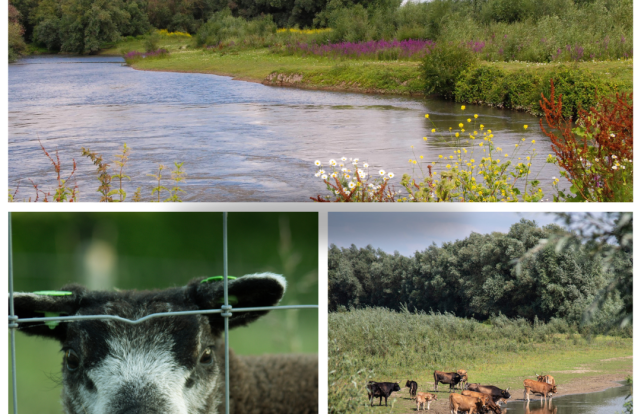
7, 212, 318, 414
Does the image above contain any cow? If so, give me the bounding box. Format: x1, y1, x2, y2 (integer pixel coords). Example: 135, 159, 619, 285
466, 384, 511, 403
523, 379, 557, 402
449, 393, 483, 414
434, 371, 462, 392
367, 381, 401, 406
414, 392, 437, 408
457, 369, 469, 390
462, 390, 502, 414
406, 380, 418, 397
535, 373, 556, 386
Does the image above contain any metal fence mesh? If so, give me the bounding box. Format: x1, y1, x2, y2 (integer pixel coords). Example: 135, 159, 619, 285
7, 212, 318, 414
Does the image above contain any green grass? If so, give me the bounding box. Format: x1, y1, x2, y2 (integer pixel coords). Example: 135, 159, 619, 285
114, 45, 632, 100
329, 308, 632, 413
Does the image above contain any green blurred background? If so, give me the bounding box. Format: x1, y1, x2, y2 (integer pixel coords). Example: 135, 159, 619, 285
8, 212, 318, 414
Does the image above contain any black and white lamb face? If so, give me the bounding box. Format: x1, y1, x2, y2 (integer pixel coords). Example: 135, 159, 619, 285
12, 273, 287, 414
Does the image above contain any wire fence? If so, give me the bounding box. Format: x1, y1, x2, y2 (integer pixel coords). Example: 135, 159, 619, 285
7, 212, 319, 414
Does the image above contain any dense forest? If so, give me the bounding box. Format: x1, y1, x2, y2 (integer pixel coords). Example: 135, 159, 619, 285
329, 218, 631, 331
9, 0, 632, 57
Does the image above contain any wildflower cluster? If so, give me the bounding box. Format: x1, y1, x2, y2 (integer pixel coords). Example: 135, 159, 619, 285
157, 29, 191, 38
312, 106, 547, 202
310, 158, 399, 202
540, 81, 633, 202
276, 28, 332, 35
402, 108, 543, 202
123, 49, 169, 65
290, 39, 435, 60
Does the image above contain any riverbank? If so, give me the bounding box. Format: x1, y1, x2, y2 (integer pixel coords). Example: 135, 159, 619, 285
356, 357, 632, 414
101, 37, 633, 112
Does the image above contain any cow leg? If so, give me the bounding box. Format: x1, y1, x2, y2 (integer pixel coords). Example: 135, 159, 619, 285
427, 400, 431, 410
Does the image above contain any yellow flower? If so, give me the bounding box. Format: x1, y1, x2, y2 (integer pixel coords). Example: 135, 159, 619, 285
423, 137, 427, 141
431, 128, 436, 133
531, 140, 536, 144
470, 159, 475, 163
488, 130, 492, 134
524, 125, 528, 129
480, 125, 484, 129
474, 114, 478, 118
449, 155, 454, 159
461, 105, 466, 110
455, 132, 460, 138
479, 143, 483, 146
459, 123, 464, 128
446, 164, 451, 169
505, 154, 508, 157
425, 114, 429, 118
467, 118, 471, 123
439, 155, 443, 159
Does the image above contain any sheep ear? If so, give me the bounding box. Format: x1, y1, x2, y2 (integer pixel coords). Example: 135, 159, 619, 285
11, 284, 87, 342
188, 273, 287, 331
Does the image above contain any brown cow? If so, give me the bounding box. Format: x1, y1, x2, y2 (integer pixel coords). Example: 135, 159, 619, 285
406, 380, 418, 397
415, 392, 437, 411
523, 379, 557, 402
466, 384, 511, 403
457, 369, 469, 390
449, 393, 483, 414
462, 391, 502, 414
535, 373, 556, 386
434, 371, 462, 392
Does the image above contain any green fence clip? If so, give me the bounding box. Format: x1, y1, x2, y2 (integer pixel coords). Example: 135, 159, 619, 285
35, 311, 65, 330
201, 276, 237, 283
32, 291, 73, 296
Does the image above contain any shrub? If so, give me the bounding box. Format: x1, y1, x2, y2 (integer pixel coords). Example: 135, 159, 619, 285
422, 42, 477, 99
539, 81, 633, 202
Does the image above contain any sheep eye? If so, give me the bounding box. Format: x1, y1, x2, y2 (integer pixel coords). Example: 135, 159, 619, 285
65, 349, 80, 372
199, 347, 214, 365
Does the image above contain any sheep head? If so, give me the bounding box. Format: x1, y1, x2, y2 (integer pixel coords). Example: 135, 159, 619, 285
12, 273, 287, 414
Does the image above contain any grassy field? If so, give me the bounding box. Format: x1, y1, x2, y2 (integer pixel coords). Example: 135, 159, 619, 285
101, 38, 633, 99
329, 308, 632, 413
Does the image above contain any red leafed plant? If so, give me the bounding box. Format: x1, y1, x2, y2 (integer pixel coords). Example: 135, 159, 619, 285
539, 80, 632, 202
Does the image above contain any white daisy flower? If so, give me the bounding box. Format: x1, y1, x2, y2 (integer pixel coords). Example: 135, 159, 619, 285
348, 182, 356, 189
341, 157, 347, 161
314, 160, 321, 166
388, 172, 394, 179
363, 163, 369, 168
329, 159, 337, 166
322, 174, 328, 180
379, 169, 385, 176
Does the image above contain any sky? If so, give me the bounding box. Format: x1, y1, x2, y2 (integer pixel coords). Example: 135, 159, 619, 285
328, 212, 562, 256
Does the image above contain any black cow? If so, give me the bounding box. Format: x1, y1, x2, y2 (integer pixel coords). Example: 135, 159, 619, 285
367, 381, 401, 406
466, 383, 511, 402
405, 380, 418, 397
433, 371, 462, 392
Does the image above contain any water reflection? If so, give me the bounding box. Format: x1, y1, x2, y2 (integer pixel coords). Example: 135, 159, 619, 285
505, 384, 630, 414
9, 56, 566, 201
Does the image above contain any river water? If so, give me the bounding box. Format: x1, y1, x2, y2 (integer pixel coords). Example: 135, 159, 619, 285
504, 383, 631, 414
9, 55, 564, 202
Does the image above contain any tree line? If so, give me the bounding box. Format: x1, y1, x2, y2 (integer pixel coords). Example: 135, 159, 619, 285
9, 0, 631, 56
329, 218, 630, 331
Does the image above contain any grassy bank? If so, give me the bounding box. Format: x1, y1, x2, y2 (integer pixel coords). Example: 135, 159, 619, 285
108, 41, 632, 115
329, 308, 632, 413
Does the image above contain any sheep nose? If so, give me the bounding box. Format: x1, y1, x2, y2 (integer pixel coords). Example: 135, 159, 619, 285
116, 405, 162, 414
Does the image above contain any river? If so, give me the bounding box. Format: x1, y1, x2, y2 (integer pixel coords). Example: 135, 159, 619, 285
504, 383, 631, 414
9, 55, 565, 202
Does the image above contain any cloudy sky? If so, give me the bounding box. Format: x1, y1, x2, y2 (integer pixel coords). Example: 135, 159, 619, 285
328, 212, 562, 256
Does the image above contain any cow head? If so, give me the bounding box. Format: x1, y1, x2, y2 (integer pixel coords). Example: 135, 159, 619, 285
502, 388, 511, 399
550, 385, 558, 394
393, 383, 401, 392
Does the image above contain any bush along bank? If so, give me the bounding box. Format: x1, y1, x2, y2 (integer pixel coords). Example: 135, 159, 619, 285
454, 64, 626, 118
422, 43, 628, 118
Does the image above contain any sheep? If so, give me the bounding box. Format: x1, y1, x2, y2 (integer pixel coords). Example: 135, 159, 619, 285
11, 273, 318, 414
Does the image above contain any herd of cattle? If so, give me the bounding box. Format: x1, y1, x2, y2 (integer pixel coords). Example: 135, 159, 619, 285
366, 371, 558, 413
